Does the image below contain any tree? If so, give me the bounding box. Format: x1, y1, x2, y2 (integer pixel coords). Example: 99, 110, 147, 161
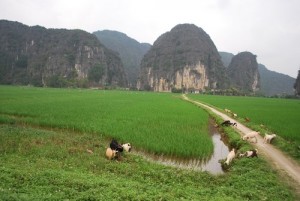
294, 69, 300, 96
88, 63, 104, 83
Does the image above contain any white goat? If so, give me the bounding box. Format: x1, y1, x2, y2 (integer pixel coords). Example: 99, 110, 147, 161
242, 131, 260, 143
264, 134, 276, 144
122, 143, 132, 152
225, 148, 236, 165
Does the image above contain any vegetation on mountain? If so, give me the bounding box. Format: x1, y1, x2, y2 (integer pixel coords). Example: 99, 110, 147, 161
294, 69, 300, 96
0, 20, 127, 88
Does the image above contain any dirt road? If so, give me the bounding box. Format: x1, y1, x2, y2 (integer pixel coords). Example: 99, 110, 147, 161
182, 94, 300, 191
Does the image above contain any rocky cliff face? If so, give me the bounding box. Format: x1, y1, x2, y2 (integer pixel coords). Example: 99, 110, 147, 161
294, 70, 300, 96
137, 24, 228, 92
227, 52, 260, 92
0, 20, 127, 87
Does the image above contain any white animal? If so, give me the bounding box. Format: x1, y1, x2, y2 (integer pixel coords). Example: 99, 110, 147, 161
225, 109, 231, 113
225, 148, 236, 165
122, 143, 132, 152
242, 131, 260, 143
264, 134, 276, 144
86, 149, 94, 154
246, 149, 258, 157
105, 148, 118, 160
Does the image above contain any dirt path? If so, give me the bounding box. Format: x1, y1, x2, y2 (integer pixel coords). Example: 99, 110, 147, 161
182, 94, 300, 192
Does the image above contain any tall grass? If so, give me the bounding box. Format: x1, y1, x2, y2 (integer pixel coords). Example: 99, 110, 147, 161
0, 86, 213, 159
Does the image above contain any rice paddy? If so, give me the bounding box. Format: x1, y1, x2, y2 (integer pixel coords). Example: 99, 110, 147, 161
0, 86, 298, 200
0, 85, 213, 159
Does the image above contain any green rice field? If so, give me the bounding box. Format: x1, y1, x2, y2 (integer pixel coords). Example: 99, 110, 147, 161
0, 86, 298, 200
0, 85, 213, 159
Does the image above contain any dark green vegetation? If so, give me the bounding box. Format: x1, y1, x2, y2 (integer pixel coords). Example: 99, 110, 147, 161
188, 94, 300, 160
295, 70, 300, 96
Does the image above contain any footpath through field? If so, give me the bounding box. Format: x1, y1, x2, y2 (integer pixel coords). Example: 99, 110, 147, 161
182, 94, 300, 191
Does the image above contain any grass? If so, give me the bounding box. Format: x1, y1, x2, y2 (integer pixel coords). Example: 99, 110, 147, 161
0, 124, 296, 200
0, 85, 213, 159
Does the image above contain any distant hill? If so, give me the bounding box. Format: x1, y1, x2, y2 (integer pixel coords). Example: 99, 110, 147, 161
219, 51, 295, 96
258, 64, 295, 96
219, 51, 234, 68
0, 20, 127, 88
138, 24, 228, 92
93, 30, 151, 87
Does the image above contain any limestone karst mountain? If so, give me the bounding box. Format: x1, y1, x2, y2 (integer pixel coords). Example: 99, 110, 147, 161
219, 52, 295, 96
137, 24, 229, 92
227, 51, 260, 92
0, 20, 127, 88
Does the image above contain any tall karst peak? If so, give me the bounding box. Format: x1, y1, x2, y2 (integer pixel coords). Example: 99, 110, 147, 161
138, 23, 228, 92
227, 51, 260, 92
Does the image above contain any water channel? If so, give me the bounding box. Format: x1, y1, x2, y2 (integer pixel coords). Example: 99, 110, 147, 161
135, 121, 230, 174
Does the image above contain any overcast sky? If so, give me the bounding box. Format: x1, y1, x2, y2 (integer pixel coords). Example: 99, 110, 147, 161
1, 0, 299, 78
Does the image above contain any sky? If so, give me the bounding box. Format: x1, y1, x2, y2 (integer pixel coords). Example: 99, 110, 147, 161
0, 0, 299, 78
